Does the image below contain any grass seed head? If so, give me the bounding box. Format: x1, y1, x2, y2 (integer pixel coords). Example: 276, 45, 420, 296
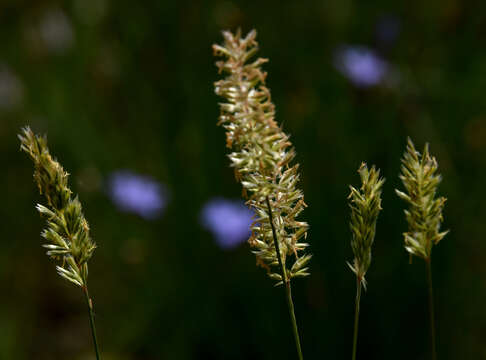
395, 138, 448, 260
348, 163, 384, 287
213, 30, 311, 284
19, 126, 96, 287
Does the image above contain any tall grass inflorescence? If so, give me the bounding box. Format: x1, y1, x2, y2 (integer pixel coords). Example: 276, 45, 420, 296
213, 30, 311, 360
395, 138, 448, 360
348, 163, 384, 360
19, 127, 101, 360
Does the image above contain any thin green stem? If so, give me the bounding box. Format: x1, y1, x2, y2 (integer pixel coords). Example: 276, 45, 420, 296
265, 196, 304, 360
83, 286, 101, 360
351, 278, 362, 360
285, 281, 303, 360
426, 258, 437, 360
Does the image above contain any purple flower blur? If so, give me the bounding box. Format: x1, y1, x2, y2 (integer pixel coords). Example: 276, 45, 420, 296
107, 170, 168, 220
201, 198, 254, 249
334, 45, 389, 87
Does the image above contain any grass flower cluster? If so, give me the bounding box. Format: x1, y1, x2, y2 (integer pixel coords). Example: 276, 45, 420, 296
348, 163, 384, 360
19, 127, 101, 360
19, 127, 96, 287
348, 163, 384, 287
16, 28, 451, 360
213, 30, 311, 285
396, 138, 448, 360
213, 29, 311, 359
396, 138, 448, 260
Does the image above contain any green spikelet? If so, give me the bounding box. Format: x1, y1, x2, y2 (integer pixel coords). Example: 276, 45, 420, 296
395, 138, 448, 260
348, 163, 384, 287
213, 30, 311, 285
19, 127, 96, 287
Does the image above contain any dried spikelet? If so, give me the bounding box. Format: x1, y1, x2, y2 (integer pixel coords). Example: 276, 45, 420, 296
348, 163, 384, 288
213, 30, 311, 285
395, 138, 448, 260
19, 127, 96, 287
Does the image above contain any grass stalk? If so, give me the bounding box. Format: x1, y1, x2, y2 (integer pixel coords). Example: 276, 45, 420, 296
351, 278, 362, 360
426, 258, 437, 360
266, 196, 304, 360
83, 286, 101, 360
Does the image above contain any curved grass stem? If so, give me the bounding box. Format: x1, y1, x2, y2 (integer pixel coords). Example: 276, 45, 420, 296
266, 196, 304, 360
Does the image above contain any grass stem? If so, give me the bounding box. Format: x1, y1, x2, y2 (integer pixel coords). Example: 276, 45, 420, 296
351, 278, 362, 360
83, 286, 101, 360
266, 196, 304, 360
426, 258, 437, 360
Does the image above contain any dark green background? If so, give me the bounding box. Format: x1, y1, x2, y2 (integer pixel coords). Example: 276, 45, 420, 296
1, 1, 485, 359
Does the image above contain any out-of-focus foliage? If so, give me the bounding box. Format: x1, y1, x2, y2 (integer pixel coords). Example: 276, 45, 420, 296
1, 1, 486, 359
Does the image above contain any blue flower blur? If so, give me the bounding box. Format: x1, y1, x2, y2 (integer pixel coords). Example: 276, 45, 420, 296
200, 198, 254, 249
334, 45, 389, 87
107, 170, 168, 220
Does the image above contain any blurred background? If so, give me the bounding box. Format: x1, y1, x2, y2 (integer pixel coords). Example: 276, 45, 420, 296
1, 0, 486, 359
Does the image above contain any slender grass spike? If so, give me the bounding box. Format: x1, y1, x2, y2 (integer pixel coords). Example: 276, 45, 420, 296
213, 29, 310, 360
19, 127, 101, 360
395, 138, 448, 261
348, 163, 384, 360
395, 137, 448, 360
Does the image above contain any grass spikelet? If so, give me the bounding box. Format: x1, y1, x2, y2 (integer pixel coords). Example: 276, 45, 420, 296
396, 137, 448, 360
396, 138, 448, 260
19, 127, 96, 287
213, 29, 310, 285
19, 126, 101, 360
348, 162, 384, 360
348, 162, 384, 287
213, 29, 309, 360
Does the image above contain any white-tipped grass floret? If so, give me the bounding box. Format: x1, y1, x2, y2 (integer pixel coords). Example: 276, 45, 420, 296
213, 30, 311, 285
19, 127, 96, 287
